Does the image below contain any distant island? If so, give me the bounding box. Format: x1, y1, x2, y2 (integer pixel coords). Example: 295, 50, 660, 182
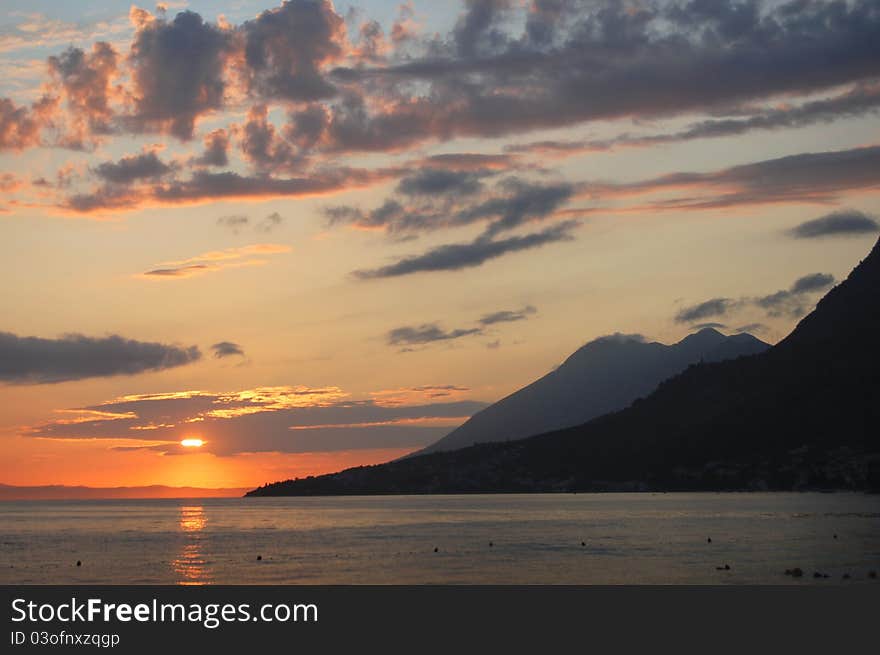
248, 237, 880, 497
0, 484, 249, 500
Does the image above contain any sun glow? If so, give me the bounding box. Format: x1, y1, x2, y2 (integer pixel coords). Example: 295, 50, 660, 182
180, 438, 205, 448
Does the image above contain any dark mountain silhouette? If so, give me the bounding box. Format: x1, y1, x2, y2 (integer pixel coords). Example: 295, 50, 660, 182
248, 237, 880, 496
417, 328, 768, 455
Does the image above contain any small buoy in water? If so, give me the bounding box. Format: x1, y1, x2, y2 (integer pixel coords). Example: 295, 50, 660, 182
489, 542, 493, 547
434, 547, 439, 553
581, 541, 586, 547
256, 555, 262, 561
707, 537, 712, 543
833, 534, 838, 540
76, 560, 81, 567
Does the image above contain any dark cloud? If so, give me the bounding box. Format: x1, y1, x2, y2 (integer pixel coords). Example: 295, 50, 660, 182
211, 341, 245, 358
478, 305, 537, 325
754, 272, 835, 318
734, 323, 768, 334
142, 264, 209, 278
241, 0, 344, 102
328, 177, 573, 237
675, 298, 738, 324
453, 0, 514, 58
0, 331, 201, 384
789, 209, 880, 239
93, 152, 171, 184
325, 0, 880, 152
598, 145, 880, 210
353, 220, 578, 278
216, 212, 284, 233
678, 272, 837, 324
789, 272, 836, 295
256, 212, 284, 232
217, 215, 249, 231
195, 128, 229, 167
239, 104, 300, 171
396, 169, 486, 197
387, 324, 482, 346
128, 9, 232, 140
508, 82, 880, 158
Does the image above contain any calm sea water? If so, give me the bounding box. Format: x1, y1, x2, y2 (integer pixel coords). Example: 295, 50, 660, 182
1, 493, 878, 585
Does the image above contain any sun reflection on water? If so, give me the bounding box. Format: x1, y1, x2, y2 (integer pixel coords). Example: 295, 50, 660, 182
172, 505, 212, 585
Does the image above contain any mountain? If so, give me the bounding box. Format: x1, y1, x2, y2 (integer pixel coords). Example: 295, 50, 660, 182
247, 237, 880, 496
0, 484, 250, 500
417, 328, 768, 455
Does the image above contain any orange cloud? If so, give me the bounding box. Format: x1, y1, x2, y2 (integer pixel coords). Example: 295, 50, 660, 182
139, 243, 291, 279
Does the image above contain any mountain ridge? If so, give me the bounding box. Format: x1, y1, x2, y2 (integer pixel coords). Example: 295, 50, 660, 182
415, 327, 768, 455
248, 237, 880, 497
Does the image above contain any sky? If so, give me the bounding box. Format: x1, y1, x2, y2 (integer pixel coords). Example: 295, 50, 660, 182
1, 0, 879, 492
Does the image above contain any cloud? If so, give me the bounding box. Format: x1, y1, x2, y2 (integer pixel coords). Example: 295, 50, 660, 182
256, 211, 284, 232
6, 0, 880, 161
47, 42, 119, 144
478, 305, 537, 325
396, 169, 487, 197
25, 385, 489, 455
369, 385, 471, 406
211, 341, 245, 358
734, 323, 768, 334
195, 128, 229, 167
241, 0, 345, 102
789, 209, 880, 239
324, 0, 880, 151
507, 82, 880, 159
675, 298, 739, 324
0, 95, 56, 151
591, 145, 880, 211
216, 212, 285, 233
127, 8, 233, 140
353, 220, 578, 278
755, 272, 836, 318
690, 322, 727, 331
217, 214, 249, 231
65, 166, 399, 213
238, 104, 300, 171
386, 324, 482, 346
93, 151, 171, 184
0, 331, 200, 384
140, 243, 291, 279
677, 272, 837, 324
328, 176, 574, 239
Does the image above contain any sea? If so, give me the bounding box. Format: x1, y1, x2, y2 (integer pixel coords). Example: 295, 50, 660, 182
1, 493, 878, 585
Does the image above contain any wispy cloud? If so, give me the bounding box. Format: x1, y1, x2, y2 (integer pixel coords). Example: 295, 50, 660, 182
25, 384, 488, 455
140, 243, 290, 279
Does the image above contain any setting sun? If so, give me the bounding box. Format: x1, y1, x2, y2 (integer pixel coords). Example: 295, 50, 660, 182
180, 438, 205, 448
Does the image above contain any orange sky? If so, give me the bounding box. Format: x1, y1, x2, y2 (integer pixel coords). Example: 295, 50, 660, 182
2, 0, 880, 493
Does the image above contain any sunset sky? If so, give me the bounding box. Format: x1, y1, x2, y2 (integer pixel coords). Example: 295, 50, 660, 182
1, 0, 879, 491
